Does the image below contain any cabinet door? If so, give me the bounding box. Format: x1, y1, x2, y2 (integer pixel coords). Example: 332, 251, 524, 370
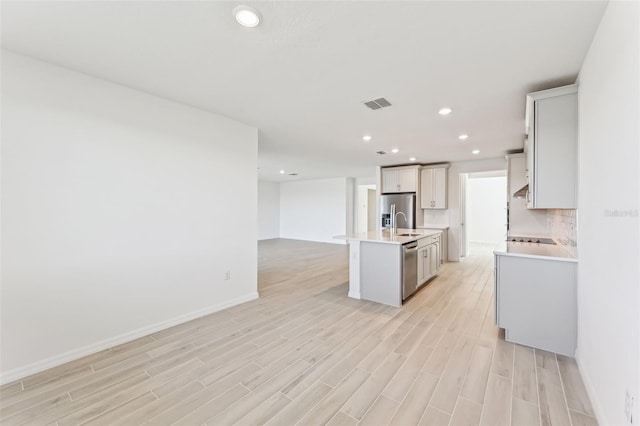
526, 86, 578, 209
432, 168, 447, 208
429, 244, 438, 275
423, 247, 431, 281
382, 170, 399, 193
417, 247, 426, 285
533, 94, 578, 208
398, 168, 417, 192
496, 254, 577, 356
494, 254, 500, 326
421, 168, 447, 209
420, 169, 434, 208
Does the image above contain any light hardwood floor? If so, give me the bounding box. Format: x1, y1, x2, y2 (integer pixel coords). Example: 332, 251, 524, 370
0, 239, 597, 425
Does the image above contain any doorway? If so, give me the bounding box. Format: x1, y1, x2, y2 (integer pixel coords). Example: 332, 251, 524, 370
460, 171, 507, 257
356, 184, 377, 233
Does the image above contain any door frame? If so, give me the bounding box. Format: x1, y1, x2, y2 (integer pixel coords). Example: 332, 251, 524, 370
459, 173, 468, 258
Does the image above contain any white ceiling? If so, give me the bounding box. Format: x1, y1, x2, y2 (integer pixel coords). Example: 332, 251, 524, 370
1, 1, 607, 182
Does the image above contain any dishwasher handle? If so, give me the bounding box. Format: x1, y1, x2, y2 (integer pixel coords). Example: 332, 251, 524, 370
403, 242, 418, 250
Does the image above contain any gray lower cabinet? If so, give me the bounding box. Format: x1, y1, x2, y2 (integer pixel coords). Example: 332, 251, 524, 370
494, 253, 577, 356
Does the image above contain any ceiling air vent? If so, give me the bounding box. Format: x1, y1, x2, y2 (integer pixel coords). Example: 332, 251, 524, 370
363, 97, 392, 110
376, 151, 387, 155
288, 173, 298, 176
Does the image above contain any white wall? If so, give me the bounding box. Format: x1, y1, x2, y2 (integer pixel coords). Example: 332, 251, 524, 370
357, 186, 369, 233
575, 2, 640, 425
447, 158, 508, 261
279, 178, 350, 244
0, 51, 258, 382
258, 181, 280, 240
467, 176, 507, 244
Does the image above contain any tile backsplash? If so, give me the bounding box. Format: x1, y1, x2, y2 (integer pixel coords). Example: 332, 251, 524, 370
547, 209, 577, 256
423, 210, 450, 226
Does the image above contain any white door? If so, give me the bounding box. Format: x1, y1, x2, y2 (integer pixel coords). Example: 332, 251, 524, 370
367, 189, 377, 232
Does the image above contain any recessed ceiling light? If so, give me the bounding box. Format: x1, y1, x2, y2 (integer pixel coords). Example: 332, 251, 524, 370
279, 170, 285, 174
362, 135, 372, 142
438, 107, 452, 116
472, 149, 480, 155
391, 148, 399, 154
459, 134, 469, 140
409, 157, 416, 162
233, 5, 262, 28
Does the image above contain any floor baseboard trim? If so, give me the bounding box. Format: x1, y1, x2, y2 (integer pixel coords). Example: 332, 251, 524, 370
0, 292, 259, 385
575, 351, 608, 426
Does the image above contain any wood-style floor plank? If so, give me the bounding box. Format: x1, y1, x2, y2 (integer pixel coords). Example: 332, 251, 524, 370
557, 354, 596, 416
512, 396, 541, 426
358, 394, 399, 426
479, 373, 512, 425
0, 239, 597, 426
513, 345, 539, 405
537, 368, 571, 426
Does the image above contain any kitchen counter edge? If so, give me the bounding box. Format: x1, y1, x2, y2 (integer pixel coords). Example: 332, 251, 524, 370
493, 241, 577, 262
335, 228, 442, 245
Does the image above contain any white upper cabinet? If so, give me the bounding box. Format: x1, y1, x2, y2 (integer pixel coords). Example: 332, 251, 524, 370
420, 166, 448, 209
382, 166, 418, 193
525, 84, 578, 209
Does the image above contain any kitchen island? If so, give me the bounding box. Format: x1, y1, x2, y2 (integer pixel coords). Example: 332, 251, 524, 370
336, 228, 442, 307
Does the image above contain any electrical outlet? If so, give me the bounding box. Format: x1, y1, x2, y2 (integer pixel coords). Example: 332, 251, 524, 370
224, 271, 231, 280
625, 389, 634, 423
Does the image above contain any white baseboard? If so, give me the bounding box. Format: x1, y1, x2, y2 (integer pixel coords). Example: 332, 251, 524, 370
0, 292, 259, 385
279, 237, 346, 245
347, 290, 361, 299
575, 351, 608, 426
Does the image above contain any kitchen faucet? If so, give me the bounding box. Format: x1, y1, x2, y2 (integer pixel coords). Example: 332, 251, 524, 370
394, 211, 407, 236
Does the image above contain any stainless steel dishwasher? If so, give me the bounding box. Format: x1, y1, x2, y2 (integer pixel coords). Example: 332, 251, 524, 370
402, 241, 418, 301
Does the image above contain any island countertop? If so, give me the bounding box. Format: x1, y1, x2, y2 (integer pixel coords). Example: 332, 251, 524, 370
335, 228, 442, 245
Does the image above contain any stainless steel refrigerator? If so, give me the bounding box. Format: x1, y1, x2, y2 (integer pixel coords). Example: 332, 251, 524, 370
380, 193, 416, 229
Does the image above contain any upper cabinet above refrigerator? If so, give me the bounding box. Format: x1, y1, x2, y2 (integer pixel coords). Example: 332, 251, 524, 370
525, 84, 578, 209
381, 166, 419, 193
